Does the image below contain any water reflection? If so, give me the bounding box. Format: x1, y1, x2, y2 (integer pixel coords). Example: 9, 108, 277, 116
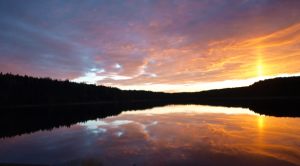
0, 105, 300, 166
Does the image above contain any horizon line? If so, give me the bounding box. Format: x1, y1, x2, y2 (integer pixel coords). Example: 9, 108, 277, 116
2, 72, 300, 93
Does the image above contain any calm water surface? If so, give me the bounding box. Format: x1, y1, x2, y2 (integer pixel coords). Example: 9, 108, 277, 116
0, 105, 300, 166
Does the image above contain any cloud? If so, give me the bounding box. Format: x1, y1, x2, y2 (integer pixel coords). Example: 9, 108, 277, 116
1, 0, 300, 91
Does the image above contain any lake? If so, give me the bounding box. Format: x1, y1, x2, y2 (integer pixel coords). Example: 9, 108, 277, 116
0, 105, 300, 166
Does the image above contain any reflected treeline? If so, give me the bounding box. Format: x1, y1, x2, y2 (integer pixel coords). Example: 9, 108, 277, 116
0, 101, 169, 138
0, 73, 300, 138
0, 100, 299, 138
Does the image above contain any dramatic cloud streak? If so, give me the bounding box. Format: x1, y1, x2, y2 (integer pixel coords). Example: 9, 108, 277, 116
1, 0, 300, 91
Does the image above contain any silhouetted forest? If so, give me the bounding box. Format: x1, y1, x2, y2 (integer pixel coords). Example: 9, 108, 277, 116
0, 73, 300, 138
0, 73, 171, 106
186, 76, 300, 98
1, 73, 299, 107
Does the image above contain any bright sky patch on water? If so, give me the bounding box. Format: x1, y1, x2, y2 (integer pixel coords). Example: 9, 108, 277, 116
0, 105, 299, 165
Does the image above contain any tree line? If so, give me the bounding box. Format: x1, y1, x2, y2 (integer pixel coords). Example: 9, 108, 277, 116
0, 73, 299, 107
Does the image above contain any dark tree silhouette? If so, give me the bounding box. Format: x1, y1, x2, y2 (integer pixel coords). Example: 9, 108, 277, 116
0, 73, 299, 107
0, 73, 171, 106
0, 73, 300, 138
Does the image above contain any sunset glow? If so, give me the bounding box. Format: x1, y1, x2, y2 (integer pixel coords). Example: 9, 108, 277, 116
1, 0, 300, 92
1, 2, 300, 165
256, 59, 264, 78
257, 115, 265, 131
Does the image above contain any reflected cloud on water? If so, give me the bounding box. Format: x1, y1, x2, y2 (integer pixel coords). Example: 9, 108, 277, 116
0, 105, 299, 166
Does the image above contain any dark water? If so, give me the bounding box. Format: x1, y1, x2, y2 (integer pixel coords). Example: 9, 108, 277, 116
0, 105, 300, 166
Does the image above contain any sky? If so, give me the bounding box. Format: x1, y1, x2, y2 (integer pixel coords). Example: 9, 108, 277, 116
1, 0, 300, 92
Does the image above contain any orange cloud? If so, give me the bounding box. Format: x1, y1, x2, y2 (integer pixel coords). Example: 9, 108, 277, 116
102, 22, 300, 91
204, 23, 300, 79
